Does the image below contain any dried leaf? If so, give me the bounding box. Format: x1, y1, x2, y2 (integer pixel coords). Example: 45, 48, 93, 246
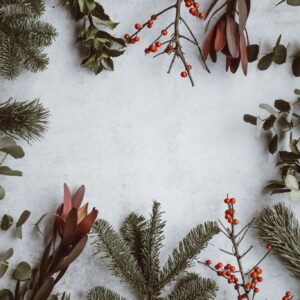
274, 99, 290, 112
214, 18, 226, 51
243, 114, 257, 125
240, 34, 248, 75
1, 215, 13, 230
226, 15, 240, 58
237, 0, 248, 34
263, 115, 276, 130
32, 277, 55, 300
269, 135, 278, 154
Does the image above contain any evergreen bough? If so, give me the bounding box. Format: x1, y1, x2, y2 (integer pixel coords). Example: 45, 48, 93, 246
88, 201, 219, 300
0, 0, 57, 79
255, 202, 300, 279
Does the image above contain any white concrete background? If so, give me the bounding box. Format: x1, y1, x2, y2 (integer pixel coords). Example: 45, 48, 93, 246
1, 0, 300, 299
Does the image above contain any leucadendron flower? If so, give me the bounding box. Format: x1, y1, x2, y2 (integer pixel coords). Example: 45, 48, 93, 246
203, 13, 248, 75
56, 183, 98, 242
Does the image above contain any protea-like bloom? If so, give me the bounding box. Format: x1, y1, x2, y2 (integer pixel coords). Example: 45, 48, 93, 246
55, 184, 98, 242
203, 14, 248, 75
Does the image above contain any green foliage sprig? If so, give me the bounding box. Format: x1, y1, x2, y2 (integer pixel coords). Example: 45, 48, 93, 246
0, 99, 49, 142
247, 35, 300, 77
244, 89, 300, 201
64, 0, 125, 75
255, 203, 300, 279
0, 0, 57, 80
88, 201, 219, 300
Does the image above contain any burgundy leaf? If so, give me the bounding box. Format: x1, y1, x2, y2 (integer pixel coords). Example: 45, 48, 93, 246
240, 34, 248, 75
214, 18, 226, 51
63, 183, 72, 218
226, 15, 240, 58
230, 58, 240, 73
203, 27, 216, 60
237, 0, 248, 34
72, 185, 85, 209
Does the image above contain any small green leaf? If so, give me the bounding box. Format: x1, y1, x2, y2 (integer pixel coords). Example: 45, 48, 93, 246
78, 0, 96, 14
0, 166, 22, 176
91, 16, 118, 30
258, 53, 274, 70
287, 0, 300, 5
13, 262, 32, 281
1, 215, 13, 230
243, 114, 257, 125
247, 44, 259, 62
292, 56, 300, 77
269, 135, 278, 154
16, 210, 31, 227
0, 185, 5, 200
274, 99, 290, 112
273, 45, 287, 64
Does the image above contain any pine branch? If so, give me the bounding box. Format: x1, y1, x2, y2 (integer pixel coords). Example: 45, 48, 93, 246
255, 202, 300, 279
142, 201, 166, 294
92, 219, 146, 292
160, 221, 220, 287
121, 212, 147, 272
166, 273, 218, 300
0, 98, 49, 142
0, 0, 56, 79
87, 286, 127, 300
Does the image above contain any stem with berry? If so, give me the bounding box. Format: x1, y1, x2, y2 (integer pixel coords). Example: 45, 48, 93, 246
124, 0, 209, 86
200, 196, 293, 300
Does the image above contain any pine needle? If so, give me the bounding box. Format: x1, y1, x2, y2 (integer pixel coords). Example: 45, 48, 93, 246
255, 202, 300, 279
0, 98, 49, 142
87, 286, 127, 300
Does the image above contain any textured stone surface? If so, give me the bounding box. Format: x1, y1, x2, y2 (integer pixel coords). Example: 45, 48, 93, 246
0, 0, 300, 298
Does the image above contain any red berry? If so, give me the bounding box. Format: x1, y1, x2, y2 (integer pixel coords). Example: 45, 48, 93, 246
206, 259, 212, 265
189, 7, 197, 15
199, 12, 205, 19
124, 34, 130, 40
181, 71, 187, 78
151, 14, 157, 20
185, 1, 192, 7
224, 198, 230, 204
228, 218, 233, 224
285, 291, 292, 297
166, 45, 173, 52
187, 65, 192, 70
254, 287, 259, 293
229, 265, 235, 272
255, 267, 262, 274
228, 278, 233, 284
267, 243, 273, 250
215, 263, 223, 270
162, 29, 168, 36
258, 277, 263, 282
135, 23, 141, 30
134, 36, 140, 42
144, 48, 150, 54
194, 2, 200, 8
149, 45, 157, 52
233, 219, 239, 225
148, 20, 154, 26
129, 39, 135, 44
234, 284, 239, 290
283, 297, 289, 300
155, 41, 161, 47
251, 272, 258, 279
230, 198, 236, 204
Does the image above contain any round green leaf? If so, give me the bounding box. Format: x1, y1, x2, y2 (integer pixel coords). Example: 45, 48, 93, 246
0, 185, 5, 200
273, 45, 287, 64
1, 215, 13, 230
247, 44, 259, 62
13, 262, 32, 281
292, 56, 300, 77
258, 53, 274, 70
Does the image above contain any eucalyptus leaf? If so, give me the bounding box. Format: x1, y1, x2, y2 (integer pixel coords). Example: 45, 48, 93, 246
0, 262, 8, 278
16, 210, 31, 227
258, 53, 274, 70
0, 248, 13, 262
292, 56, 300, 77
0, 185, 5, 200
1, 215, 13, 230
263, 115, 276, 130
0, 166, 22, 176
13, 262, 32, 281
285, 174, 299, 190
273, 44, 287, 65
269, 135, 278, 154
243, 114, 257, 125
274, 99, 290, 112
287, 0, 300, 5
247, 44, 259, 62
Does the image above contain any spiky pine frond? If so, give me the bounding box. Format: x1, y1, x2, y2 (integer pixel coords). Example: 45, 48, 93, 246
160, 221, 220, 287
0, 98, 49, 142
255, 202, 300, 279
93, 219, 146, 292
121, 212, 147, 271
0, 0, 56, 79
142, 201, 166, 294
87, 286, 127, 300
166, 273, 218, 300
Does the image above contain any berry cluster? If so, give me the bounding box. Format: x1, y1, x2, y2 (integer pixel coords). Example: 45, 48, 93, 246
201, 196, 293, 300
183, 0, 205, 19
123, 0, 210, 86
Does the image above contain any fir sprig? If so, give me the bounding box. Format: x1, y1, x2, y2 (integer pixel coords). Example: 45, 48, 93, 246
89, 201, 219, 300
255, 202, 300, 279
0, 0, 57, 79
0, 98, 49, 141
